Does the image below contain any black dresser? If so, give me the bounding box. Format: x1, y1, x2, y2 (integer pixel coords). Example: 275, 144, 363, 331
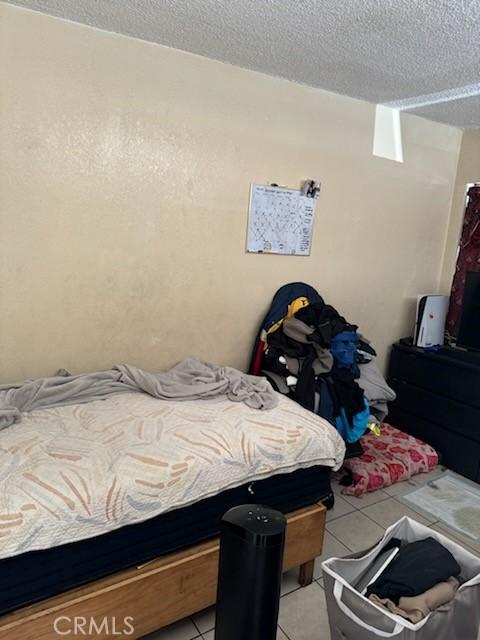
387, 342, 480, 483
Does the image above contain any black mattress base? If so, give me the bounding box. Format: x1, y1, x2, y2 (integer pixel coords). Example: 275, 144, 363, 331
0, 465, 332, 616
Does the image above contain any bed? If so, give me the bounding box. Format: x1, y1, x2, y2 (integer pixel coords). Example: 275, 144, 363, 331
0, 381, 345, 638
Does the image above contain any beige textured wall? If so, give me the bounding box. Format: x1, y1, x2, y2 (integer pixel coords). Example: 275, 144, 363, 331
439, 129, 480, 293
0, 3, 462, 383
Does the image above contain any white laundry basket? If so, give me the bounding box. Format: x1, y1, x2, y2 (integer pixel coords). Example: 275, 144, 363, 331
322, 516, 480, 640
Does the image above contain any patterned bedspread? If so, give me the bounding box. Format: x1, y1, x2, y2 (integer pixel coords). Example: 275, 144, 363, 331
0, 392, 345, 560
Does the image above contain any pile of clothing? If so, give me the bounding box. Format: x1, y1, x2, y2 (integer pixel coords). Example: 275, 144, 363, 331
365, 537, 462, 623
251, 283, 396, 444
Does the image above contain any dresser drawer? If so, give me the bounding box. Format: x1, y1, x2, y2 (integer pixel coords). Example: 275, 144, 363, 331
389, 378, 480, 443
389, 348, 480, 408
388, 406, 480, 482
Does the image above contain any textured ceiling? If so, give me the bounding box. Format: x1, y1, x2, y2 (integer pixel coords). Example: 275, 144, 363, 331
4, 0, 480, 127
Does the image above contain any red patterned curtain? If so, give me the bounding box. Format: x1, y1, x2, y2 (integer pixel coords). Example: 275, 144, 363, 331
446, 185, 480, 338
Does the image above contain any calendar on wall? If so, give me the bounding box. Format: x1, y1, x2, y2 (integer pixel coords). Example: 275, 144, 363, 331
246, 184, 317, 256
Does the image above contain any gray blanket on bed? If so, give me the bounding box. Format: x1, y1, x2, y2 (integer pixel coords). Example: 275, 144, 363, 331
0, 358, 277, 429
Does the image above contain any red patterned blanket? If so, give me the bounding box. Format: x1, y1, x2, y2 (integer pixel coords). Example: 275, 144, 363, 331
335, 423, 438, 496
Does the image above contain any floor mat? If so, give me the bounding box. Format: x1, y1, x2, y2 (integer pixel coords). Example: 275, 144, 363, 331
401, 471, 480, 541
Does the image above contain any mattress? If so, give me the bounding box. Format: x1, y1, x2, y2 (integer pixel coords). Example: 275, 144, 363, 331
0, 464, 333, 616
0, 391, 344, 561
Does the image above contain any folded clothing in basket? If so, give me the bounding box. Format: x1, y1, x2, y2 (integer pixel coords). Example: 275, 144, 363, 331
322, 516, 480, 640
369, 577, 460, 624
366, 537, 461, 603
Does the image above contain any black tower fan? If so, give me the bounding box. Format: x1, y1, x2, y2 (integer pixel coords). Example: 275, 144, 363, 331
214, 504, 286, 640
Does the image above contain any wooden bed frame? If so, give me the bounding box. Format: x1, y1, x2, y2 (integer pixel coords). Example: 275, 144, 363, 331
0, 502, 326, 640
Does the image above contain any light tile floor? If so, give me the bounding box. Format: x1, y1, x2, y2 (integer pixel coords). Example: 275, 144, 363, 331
143, 466, 479, 640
